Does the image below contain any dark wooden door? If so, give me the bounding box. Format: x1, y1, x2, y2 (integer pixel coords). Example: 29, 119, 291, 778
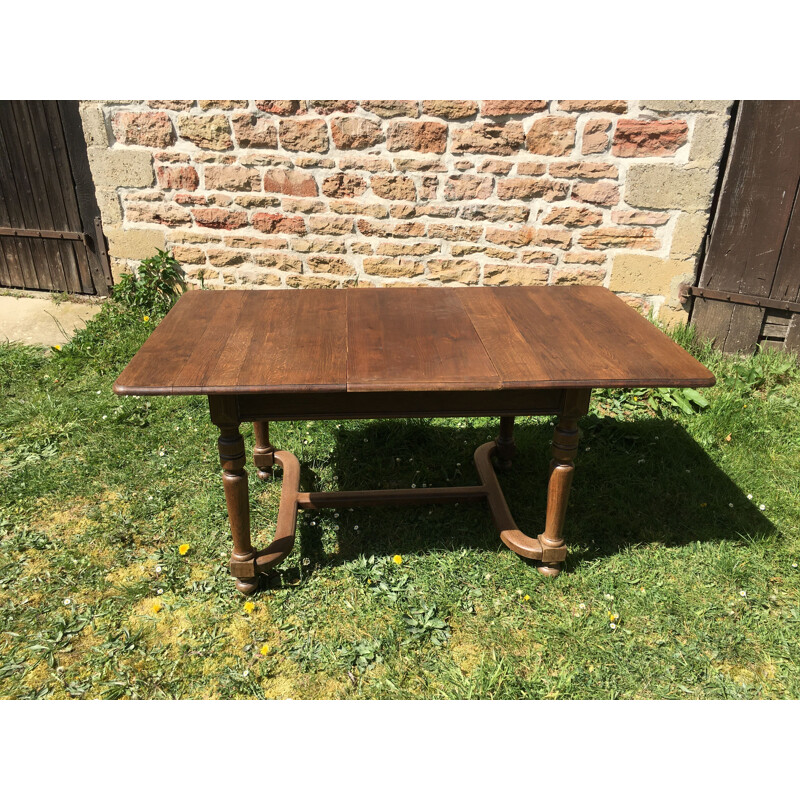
690, 101, 800, 354
0, 100, 112, 295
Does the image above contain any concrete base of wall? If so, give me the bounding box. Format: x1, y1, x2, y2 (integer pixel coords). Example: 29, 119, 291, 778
0, 292, 103, 346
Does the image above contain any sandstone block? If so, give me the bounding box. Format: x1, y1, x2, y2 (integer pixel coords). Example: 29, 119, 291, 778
371, 175, 417, 201
610, 253, 691, 294
640, 100, 732, 114
322, 173, 368, 198
363, 257, 424, 278
192, 208, 249, 229
308, 216, 354, 235
80, 104, 108, 147
231, 113, 278, 148
613, 119, 689, 157
549, 161, 618, 179
306, 255, 356, 275
451, 123, 524, 155
422, 100, 478, 119
625, 165, 717, 210
387, 121, 448, 153
526, 117, 576, 156
279, 119, 329, 152
177, 114, 232, 150
256, 101, 306, 115
156, 166, 199, 190
481, 100, 547, 116
542, 206, 603, 227
670, 212, 709, 259
361, 100, 419, 118
582, 118, 611, 154
331, 116, 385, 149
572, 181, 620, 206
88, 147, 154, 188
689, 115, 730, 164
552, 267, 607, 285
579, 227, 660, 250
263, 168, 318, 196
426, 259, 480, 283
483, 265, 549, 285
106, 227, 166, 260
497, 177, 569, 201
126, 202, 192, 227
558, 100, 627, 113
444, 174, 493, 201
205, 165, 260, 191
112, 111, 175, 148
612, 210, 671, 226
252, 213, 306, 234
310, 100, 357, 114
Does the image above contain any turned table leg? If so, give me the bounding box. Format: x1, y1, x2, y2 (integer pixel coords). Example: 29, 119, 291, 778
217, 423, 259, 595
495, 415, 516, 471
253, 420, 275, 480
537, 390, 588, 576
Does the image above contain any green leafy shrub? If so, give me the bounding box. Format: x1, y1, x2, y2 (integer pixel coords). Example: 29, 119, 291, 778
111, 249, 185, 316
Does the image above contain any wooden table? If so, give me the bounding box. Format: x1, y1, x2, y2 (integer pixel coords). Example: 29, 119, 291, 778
114, 286, 715, 594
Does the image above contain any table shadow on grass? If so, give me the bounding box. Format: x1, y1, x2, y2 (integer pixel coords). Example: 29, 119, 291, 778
285, 415, 774, 576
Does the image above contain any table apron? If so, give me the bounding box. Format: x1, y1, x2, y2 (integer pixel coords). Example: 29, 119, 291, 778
232, 388, 574, 422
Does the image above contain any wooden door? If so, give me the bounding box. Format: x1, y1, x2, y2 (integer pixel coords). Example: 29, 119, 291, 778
690, 101, 800, 354
0, 100, 112, 295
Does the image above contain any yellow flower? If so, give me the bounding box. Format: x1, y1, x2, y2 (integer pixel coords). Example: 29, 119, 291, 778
393, 555, 403, 565
260, 644, 270, 656
53, 345, 62, 351
243, 601, 255, 614
523, 594, 531, 602
143, 315, 150, 322
178, 543, 190, 556
152, 601, 163, 613
608, 612, 620, 622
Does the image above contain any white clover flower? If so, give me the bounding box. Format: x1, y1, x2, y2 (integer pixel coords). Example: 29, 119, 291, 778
759, 504, 766, 511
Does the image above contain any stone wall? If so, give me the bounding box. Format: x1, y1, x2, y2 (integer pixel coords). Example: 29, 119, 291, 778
80, 100, 732, 322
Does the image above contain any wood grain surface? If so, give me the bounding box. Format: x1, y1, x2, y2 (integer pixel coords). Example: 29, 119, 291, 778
114, 286, 715, 396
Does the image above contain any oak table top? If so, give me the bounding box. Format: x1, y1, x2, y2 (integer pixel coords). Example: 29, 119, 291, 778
113, 286, 715, 397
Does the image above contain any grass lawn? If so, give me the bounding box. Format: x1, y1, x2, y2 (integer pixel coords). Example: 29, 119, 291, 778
1, 299, 799, 699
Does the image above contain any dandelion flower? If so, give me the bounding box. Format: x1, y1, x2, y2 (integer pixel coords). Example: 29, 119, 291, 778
609, 612, 620, 622
523, 594, 530, 602
143, 315, 150, 322
243, 601, 255, 614
152, 602, 163, 613
393, 555, 403, 565
700, 502, 707, 507
178, 543, 190, 556
260, 644, 270, 656
53, 344, 62, 351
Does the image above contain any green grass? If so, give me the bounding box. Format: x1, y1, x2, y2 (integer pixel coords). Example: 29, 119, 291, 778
1, 301, 799, 699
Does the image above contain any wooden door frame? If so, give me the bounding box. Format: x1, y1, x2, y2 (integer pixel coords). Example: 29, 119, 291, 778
687, 100, 800, 353
0, 100, 112, 296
